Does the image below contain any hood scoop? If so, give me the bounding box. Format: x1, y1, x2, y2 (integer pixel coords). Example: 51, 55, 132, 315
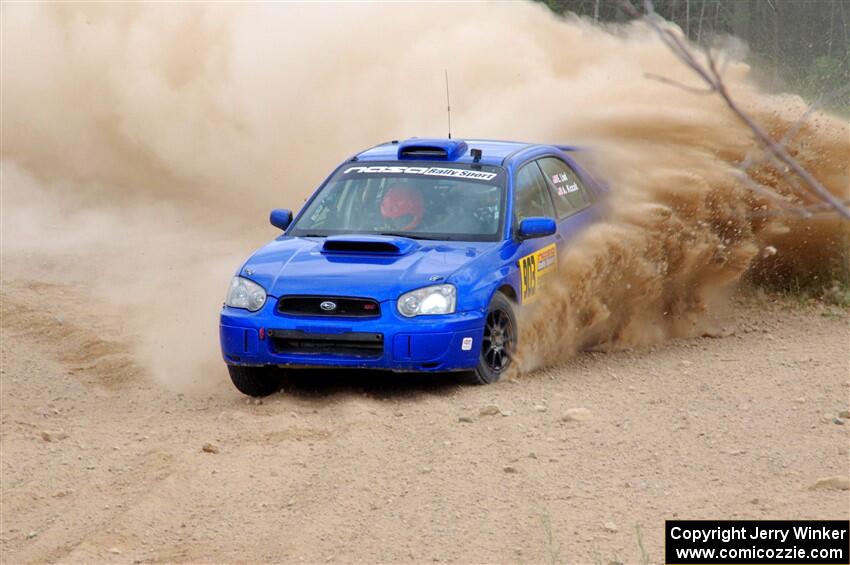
321, 235, 419, 255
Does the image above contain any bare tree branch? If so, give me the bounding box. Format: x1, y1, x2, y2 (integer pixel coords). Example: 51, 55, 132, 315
740, 139, 808, 201
776, 82, 850, 148
746, 83, 850, 211
710, 66, 849, 218
619, 0, 850, 220
733, 169, 811, 218
643, 73, 715, 94
737, 83, 849, 201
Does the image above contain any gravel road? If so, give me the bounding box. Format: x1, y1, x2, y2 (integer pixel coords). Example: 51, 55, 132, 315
2, 283, 848, 563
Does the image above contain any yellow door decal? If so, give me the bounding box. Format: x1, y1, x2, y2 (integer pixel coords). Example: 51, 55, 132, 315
518, 243, 557, 304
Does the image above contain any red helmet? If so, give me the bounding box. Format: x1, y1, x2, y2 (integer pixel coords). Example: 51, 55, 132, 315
380, 184, 424, 230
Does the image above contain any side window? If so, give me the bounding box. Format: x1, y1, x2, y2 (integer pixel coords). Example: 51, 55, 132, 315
537, 157, 591, 219
513, 162, 555, 226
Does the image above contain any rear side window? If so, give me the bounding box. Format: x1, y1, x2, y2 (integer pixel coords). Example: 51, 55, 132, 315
513, 163, 555, 225
537, 157, 591, 219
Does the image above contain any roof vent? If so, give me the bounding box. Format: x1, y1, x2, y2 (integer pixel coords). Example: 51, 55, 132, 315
397, 138, 468, 161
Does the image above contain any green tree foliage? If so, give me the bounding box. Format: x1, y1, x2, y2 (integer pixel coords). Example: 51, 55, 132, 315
536, 0, 849, 105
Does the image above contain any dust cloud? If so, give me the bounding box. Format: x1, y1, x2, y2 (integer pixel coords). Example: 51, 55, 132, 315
2, 2, 847, 385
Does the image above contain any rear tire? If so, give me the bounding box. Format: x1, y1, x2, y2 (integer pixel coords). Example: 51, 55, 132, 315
462, 292, 517, 385
227, 365, 282, 397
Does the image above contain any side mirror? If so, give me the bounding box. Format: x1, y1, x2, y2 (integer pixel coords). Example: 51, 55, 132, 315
270, 209, 293, 231
518, 217, 557, 240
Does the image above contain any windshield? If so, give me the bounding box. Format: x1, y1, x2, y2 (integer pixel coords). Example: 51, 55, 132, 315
287, 162, 507, 242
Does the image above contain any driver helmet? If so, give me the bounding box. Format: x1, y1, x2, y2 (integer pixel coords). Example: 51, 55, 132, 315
380, 184, 424, 230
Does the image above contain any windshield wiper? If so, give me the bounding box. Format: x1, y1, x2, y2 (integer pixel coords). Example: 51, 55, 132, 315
298, 233, 328, 238
379, 232, 446, 241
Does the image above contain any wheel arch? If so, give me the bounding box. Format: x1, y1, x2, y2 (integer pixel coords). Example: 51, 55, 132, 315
494, 283, 518, 304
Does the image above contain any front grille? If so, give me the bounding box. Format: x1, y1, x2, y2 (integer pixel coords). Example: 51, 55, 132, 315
277, 296, 381, 318
268, 330, 384, 359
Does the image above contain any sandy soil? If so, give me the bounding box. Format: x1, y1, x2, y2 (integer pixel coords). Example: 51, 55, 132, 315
1, 282, 848, 564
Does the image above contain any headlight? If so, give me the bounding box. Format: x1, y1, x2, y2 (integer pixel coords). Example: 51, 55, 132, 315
397, 284, 456, 317
225, 276, 267, 312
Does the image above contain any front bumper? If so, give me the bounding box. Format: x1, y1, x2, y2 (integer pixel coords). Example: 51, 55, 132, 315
220, 298, 485, 372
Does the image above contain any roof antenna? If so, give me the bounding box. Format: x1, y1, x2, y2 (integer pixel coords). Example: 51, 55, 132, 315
444, 69, 452, 139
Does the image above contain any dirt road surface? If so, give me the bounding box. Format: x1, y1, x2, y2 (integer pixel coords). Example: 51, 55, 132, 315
1, 283, 848, 564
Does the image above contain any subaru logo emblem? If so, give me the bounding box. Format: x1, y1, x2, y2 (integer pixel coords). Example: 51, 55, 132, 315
320, 301, 337, 311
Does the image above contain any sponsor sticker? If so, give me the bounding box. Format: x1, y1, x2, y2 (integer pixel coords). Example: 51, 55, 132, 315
461, 337, 473, 351
557, 182, 579, 196
518, 243, 558, 304
551, 172, 579, 196
343, 166, 497, 182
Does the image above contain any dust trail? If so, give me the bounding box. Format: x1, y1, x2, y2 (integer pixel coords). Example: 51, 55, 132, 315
516, 69, 849, 370
2, 2, 847, 386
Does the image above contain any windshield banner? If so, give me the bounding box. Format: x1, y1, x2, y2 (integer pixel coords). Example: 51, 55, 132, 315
342, 165, 498, 182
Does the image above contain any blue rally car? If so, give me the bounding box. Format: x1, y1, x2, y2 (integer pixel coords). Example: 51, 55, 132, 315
220, 138, 603, 396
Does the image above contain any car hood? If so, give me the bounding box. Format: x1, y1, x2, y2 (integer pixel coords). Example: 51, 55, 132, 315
241, 235, 499, 301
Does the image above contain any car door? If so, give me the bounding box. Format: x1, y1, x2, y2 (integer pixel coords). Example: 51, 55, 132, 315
512, 161, 559, 305
536, 156, 597, 242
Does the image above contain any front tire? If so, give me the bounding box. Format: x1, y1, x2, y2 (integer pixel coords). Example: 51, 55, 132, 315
463, 292, 517, 385
227, 365, 282, 397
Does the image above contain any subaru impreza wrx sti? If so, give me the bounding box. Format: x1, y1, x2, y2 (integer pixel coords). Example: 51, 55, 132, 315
220, 138, 604, 396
